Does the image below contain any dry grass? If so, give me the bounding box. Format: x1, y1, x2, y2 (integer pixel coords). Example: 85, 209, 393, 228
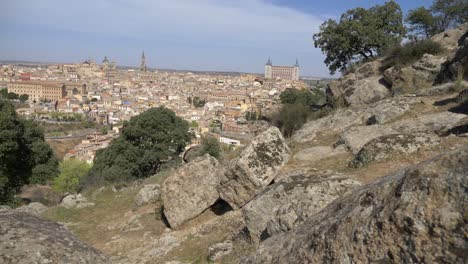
46, 138, 83, 160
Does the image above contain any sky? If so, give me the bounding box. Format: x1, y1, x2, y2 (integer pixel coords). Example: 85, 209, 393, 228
1, 0, 431, 77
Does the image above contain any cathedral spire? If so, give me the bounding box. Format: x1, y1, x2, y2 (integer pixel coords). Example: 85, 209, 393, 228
295, 58, 299, 67
266, 57, 272, 66
140, 50, 147, 72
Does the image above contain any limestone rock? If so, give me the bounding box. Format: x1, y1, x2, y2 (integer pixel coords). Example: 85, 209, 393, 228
134, 184, 161, 206
431, 22, 468, 52
218, 127, 291, 209
0, 210, 110, 263
0, 205, 11, 211
242, 174, 360, 240
247, 148, 468, 264
208, 240, 233, 261
162, 154, 221, 228
60, 193, 95, 209
351, 133, 440, 167
18, 184, 63, 206
15, 202, 48, 216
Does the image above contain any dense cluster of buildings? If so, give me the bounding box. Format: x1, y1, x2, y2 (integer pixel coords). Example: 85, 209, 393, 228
0, 54, 312, 163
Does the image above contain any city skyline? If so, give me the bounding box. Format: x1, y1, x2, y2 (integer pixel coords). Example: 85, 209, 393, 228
1, 0, 429, 77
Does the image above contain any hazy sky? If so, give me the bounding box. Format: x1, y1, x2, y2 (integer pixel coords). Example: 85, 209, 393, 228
1, 0, 430, 77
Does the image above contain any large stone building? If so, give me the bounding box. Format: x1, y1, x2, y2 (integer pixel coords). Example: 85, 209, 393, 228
7, 81, 66, 102
265, 58, 300, 80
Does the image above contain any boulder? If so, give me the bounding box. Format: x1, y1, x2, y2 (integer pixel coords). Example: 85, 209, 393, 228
246, 148, 468, 264
0, 210, 110, 263
218, 127, 291, 209
339, 111, 466, 153
350, 133, 440, 167
134, 184, 161, 206
208, 240, 233, 261
60, 193, 95, 209
292, 97, 421, 144
15, 202, 48, 216
242, 174, 360, 240
384, 54, 446, 94
162, 154, 221, 228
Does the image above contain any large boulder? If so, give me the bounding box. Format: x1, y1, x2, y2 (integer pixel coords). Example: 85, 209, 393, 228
247, 148, 468, 264
218, 127, 290, 209
0, 210, 110, 263
292, 97, 421, 144
292, 145, 348, 162
384, 54, 446, 94
339, 111, 467, 153
327, 60, 391, 106
18, 185, 63, 206
350, 133, 440, 167
162, 154, 221, 228
242, 174, 360, 241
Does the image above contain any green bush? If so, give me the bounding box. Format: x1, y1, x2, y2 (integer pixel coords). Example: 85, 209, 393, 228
380, 39, 444, 72
200, 137, 222, 159
53, 159, 92, 193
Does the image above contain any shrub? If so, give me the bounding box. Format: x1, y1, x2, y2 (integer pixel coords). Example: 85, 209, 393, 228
53, 159, 92, 193
380, 39, 444, 72
200, 136, 222, 159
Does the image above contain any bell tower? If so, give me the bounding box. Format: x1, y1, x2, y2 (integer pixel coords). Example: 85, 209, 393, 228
140, 51, 147, 72
265, 57, 272, 79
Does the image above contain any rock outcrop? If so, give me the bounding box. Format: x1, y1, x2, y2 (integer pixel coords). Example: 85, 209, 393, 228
242, 174, 360, 240
247, 148, 468, 264
292, 145, 348, 162
60, 193, 95, 209
15, 202, 48, 216
351, 133, 440, 167
327, 60, 391, 106
162, 155, 221, 228
134, 184, 161, 206
0, 210, 110, 264
218, 127, 290, 209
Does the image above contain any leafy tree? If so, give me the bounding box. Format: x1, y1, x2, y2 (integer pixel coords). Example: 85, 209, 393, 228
313, 1, 406, 74
0, 88, 8, 98
53, 159, 92, 193
406, 0, 468, 38
90, 97, 98, 102
193, 97, 206, 108
272, 103, 309, 138
84, 107, 191, 186
279, 88, 326, 107
7, 92, 18, 100
19, 94, 29, 103
200, 137, 222, 159
100, 126, 108, 135
0, 99, 58, 204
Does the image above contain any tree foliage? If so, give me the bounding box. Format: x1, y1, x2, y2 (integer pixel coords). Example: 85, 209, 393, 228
19, 94, 29, 103
200, 137, 222, 159
406, 0, 468, 38
313, 1, 406, 74
83, 107, 191, 186
53, 159, 91, 193
0, 99, 58, 204
279, 88, 326, 107
193, 97, 206, 108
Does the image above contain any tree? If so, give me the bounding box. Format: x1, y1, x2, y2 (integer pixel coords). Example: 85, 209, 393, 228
84, 107, 191, 186
7, 92, 18, 100
272, 103, 309, 138
193, 97, 206, 108
313, 1, 406, 74
19, 94, 29, 103
0, 99, 58, 204
0, 88, 8, 98
100, 126, 108, 135
406, 0, 468, 38
279, 88, 326, 107
200, 137, 221, 159
53, 159, 92, 193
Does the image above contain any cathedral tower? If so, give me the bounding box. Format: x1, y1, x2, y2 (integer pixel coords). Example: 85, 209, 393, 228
140, 51, 147, 72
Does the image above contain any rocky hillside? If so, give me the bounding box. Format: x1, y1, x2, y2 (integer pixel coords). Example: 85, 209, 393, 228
1, 24, 467, 264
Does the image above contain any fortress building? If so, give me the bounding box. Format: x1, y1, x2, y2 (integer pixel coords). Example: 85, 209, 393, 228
265, 58, 300, 81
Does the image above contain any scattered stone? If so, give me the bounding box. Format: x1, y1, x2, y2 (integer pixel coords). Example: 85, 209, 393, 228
162, 154, 222, 228
0, 205, 11, 212
60, 193, 95, 209
208, 240, 233, 261
242, 174, 360, 241
218, 127, 290, 209
15, 202, 48, 216
0, 210, 110, 263
246, 148, 468, 264
135, 184, 161, 206
120, 215, 144, 233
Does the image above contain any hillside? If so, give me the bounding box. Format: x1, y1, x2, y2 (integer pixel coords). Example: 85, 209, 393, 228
1, 24, 467, 264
